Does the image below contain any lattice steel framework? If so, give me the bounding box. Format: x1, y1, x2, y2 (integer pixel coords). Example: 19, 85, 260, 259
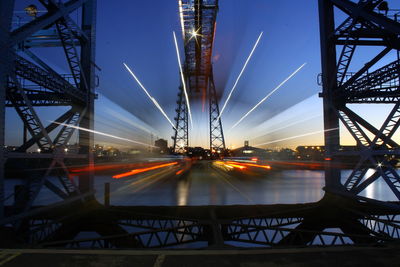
0, 0, 97, 226
173, 85, 189, 154
319, 0, 400, 206
173, 0, 225, 155
5, 201, 400, 248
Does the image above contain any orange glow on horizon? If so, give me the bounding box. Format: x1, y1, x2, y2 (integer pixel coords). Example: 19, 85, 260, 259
113, 162, 178, 179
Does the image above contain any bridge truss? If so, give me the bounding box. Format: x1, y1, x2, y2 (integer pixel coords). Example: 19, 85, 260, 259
2, 0, 400, 250
173, 0, 226, 155
0, 0, 97, 227
319, 0, 400, 207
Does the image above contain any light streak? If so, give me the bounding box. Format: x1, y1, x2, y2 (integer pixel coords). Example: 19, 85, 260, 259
113, 162, 178, 179
178, 0, 185, 39
104, 107, 158, 135
176, 169, 184, 175
173, 31, 193, 127
253, 127, 339, 147
230, 63, 307, 130
226, 161, 271, 170
218, 32, 263, 120
123, 63, 177, 130
219, 161, 246, 170
251, 114, 321, 141
69, 161, 174, 174
52, 122, 157, 148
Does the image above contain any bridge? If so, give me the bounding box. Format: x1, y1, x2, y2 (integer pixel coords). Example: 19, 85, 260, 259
1, 0, 400, 253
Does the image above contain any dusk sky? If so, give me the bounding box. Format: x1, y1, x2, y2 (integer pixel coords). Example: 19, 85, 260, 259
6, 0, 399, 150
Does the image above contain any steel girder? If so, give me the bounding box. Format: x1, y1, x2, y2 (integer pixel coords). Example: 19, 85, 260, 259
0, 0, 15, 220
6, 201, 400, 249
14, 54, 86, 103
178, 0, 218, 95
173, 0, 225, 154
0, 0, 96, 228
173, 86, 189, 154
319, 0, 400, 204
209, 72, 225, 154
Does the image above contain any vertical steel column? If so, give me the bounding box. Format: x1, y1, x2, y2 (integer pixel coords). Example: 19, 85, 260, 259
172, 84, 189, 154
0, 0, 15, 219
209, 72, 225, 156
318, 0, 341, 190
79, 0, 97, 193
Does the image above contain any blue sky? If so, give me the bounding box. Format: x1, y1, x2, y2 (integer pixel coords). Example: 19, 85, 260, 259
5, 0, 399, 150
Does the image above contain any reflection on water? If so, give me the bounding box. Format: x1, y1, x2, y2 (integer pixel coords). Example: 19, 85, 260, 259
177, 178, 190, 206
341, 169, 398, 202
94, 169, 327, 206
365, 169, 376, 200
3, 168, 399, 206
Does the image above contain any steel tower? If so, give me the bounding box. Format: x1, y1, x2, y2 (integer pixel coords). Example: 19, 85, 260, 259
173, 0, 226, 155
319, 0, 400, 207
0, 0, 97, 226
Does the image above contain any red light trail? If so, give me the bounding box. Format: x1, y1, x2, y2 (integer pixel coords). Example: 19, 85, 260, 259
112, 162, 178, 179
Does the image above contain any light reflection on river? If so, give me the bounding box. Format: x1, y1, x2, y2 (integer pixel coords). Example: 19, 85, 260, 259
4, 168, 398, 206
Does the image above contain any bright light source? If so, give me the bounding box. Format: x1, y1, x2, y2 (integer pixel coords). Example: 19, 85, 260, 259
378, 162, 383, 167
37, 148, 41, 153
188, 28, 202, 41
173, 31, 193, 127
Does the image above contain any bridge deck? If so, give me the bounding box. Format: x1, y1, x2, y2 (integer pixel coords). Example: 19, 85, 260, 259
1, 245, 400, 266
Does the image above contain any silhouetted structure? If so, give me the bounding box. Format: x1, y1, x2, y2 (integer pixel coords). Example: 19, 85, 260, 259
231, 141, 267, 158
172, 0, 225, 156
155, 139, 168, 154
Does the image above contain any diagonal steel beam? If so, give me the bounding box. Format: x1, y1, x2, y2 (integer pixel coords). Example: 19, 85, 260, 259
372, 102, 400, 146
340, 46, 391, 90
17, 108, 75, 152
344, 158, 370, 190
41, 0, 89, 42
0, 0, 15, 220
341, 106, 399, 147
7, 0, 89, 48
15, 54, 86, 102
54, 108, 86, 146
331, 0, 400, 36
9, 75, 53, 149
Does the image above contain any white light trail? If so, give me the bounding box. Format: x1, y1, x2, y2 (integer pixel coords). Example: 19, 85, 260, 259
173, 31, 193, 127
104, 107, 159, 136
178, 0, 185, 39
251, 114, 321, 140
218, 32, 264, 120
52, 122, 157, 148
123, 63, 177, 130
253, 127, 339, 147
230, 63, 307, 130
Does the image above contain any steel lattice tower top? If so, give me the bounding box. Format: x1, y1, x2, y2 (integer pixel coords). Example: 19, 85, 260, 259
174, 0, 225, 155
178, 0, 218, 96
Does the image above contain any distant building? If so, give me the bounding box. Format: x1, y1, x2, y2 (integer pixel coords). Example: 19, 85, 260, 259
231, 141, 267, 158
155, 139, 168, 154
188, 147, 208, 158
296, 146, 325, 161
